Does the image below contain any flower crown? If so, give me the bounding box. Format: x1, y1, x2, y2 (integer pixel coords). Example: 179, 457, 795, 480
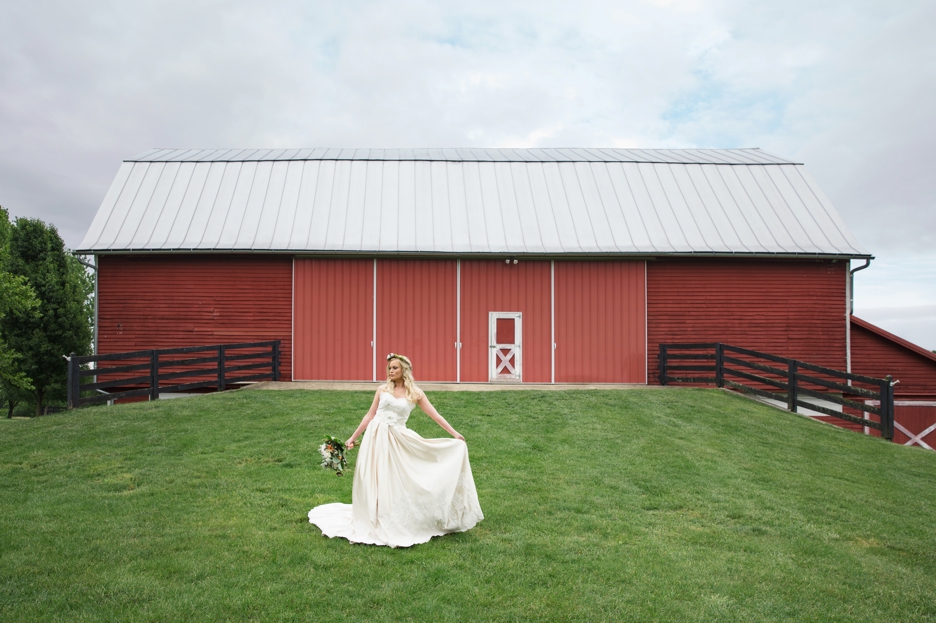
386, 353, 412, 368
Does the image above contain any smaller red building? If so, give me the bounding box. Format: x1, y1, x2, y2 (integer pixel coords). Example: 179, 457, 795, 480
850, 315, 936, 448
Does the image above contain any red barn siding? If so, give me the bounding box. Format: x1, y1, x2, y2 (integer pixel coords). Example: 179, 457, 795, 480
460, 260, 552, 382
97, 254, 293, 381
294, 258, 373, 381
893, 404, 936, 446
850, 316, 936, 399
377, 260, 457, 382
99, 255, 859, 389
840, 403, 936, 444
555, 261, 647, 383
647, 259, 847, 383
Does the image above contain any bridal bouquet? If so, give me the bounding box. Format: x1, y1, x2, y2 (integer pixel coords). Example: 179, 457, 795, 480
319, 435, 349, 476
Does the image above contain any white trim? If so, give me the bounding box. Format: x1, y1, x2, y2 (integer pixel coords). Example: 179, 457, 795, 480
865, 400, 936, 407
899, 422, 936, 450
551, 260, 555, 384
845, 260, 851, 375
490, 311, 522, 381
865, 399, 936, 444
291, 257, 296, 380
373, 258, 377, 382
93, 255, 99, 357
456, 259, 461, 383
862, 395, 872, 436
93, 255, 99, 381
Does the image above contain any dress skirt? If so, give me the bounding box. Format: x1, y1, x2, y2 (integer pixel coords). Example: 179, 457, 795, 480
309, 395, 483, 548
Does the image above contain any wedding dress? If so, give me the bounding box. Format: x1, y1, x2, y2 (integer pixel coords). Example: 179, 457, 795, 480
308, 391, 484, 548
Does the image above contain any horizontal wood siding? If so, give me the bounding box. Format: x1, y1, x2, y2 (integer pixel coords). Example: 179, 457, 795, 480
460, 260, 551, 382
97, 254, 293, 380
555, 261, 647, 383
648, 259, 847, 383
294, 258, 373, 381
850, 321, 936, 399
377, 260, 457, 382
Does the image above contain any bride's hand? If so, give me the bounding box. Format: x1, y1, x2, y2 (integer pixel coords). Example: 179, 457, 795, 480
346, 439, 355, 450
453, 432, 465, 442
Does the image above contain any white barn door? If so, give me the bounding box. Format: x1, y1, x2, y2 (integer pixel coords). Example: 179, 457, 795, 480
489, 312, 522, 381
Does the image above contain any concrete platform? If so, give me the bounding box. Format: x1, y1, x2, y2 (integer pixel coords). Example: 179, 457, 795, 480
245, 381, 665, 392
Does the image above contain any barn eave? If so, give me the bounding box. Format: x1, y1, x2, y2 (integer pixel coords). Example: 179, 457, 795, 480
76, 247, 873, 261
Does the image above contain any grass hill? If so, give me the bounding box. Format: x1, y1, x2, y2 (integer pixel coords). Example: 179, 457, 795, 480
2, 388, 935, 622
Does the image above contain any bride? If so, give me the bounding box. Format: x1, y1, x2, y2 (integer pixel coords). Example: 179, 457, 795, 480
308, 353, 484, 547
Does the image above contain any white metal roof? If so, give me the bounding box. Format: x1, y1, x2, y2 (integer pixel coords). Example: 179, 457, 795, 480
78, 148, 870, 258
125, 147, 796, 165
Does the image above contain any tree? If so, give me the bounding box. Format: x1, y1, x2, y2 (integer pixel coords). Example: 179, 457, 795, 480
0, 208, 40, 417
0, 215, 93, 416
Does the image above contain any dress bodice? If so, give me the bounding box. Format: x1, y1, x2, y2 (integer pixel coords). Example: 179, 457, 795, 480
373, 392, 416, 426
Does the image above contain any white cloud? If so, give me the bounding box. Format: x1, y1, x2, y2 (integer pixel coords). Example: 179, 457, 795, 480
0, 0, 933, 341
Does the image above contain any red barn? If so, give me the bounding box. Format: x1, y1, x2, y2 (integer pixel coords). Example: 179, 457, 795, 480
79, 148, 877, 386
850, 316, 936, 448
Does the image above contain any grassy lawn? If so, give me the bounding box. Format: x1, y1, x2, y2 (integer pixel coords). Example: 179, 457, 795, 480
2, 388, 935, 622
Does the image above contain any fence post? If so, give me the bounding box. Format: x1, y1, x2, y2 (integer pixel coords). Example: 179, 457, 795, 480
787, 360, 798, 413
272, 341, 280, 381
150, 350, 159, 402
883, 375, 895, 441
715, 344, 724, 388
73, 354, 82, 409
218, 345, 226, 392
658, 344, 668, 385
67, 353, 77, 409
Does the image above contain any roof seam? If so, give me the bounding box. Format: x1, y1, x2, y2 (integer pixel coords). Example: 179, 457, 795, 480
613, 162, 650, 251
670, 171, 728, 255
737, 166, 803, 254
139, 162, 178, 249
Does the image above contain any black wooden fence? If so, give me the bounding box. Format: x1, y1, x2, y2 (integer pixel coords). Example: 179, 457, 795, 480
659, 343, 895, 440
66, 340, 281, 409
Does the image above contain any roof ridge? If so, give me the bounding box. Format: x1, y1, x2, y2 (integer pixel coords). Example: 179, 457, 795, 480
124, 147, 801, 166
851, 315, 936, 364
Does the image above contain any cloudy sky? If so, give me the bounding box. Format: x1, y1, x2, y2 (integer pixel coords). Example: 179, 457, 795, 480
1, 0, 934, 348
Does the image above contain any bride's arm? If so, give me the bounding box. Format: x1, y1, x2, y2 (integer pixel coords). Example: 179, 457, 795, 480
346, 389, 381, 448
417, 394, 465, 441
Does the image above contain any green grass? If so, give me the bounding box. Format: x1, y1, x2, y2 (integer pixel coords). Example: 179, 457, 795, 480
2, 388, 936, 622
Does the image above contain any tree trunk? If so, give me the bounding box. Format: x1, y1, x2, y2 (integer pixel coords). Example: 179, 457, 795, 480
35, 388, 43, 417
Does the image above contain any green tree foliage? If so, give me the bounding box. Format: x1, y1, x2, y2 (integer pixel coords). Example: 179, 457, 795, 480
0, 214, 93, 416
0, 208, 41, 417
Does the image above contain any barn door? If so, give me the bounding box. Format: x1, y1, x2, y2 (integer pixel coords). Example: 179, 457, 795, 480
489, 312, 522, 381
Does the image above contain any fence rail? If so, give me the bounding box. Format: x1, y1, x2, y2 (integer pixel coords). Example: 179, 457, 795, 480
66, 341, 281, 409
659, 343, 896, 441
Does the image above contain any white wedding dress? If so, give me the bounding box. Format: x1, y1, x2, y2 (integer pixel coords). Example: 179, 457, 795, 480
308, 392, 484, 548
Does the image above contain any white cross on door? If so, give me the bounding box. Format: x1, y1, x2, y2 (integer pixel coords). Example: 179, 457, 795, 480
490, 312, 522, 382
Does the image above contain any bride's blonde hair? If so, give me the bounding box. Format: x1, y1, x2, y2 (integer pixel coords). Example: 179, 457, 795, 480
383, 353, 423, 403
